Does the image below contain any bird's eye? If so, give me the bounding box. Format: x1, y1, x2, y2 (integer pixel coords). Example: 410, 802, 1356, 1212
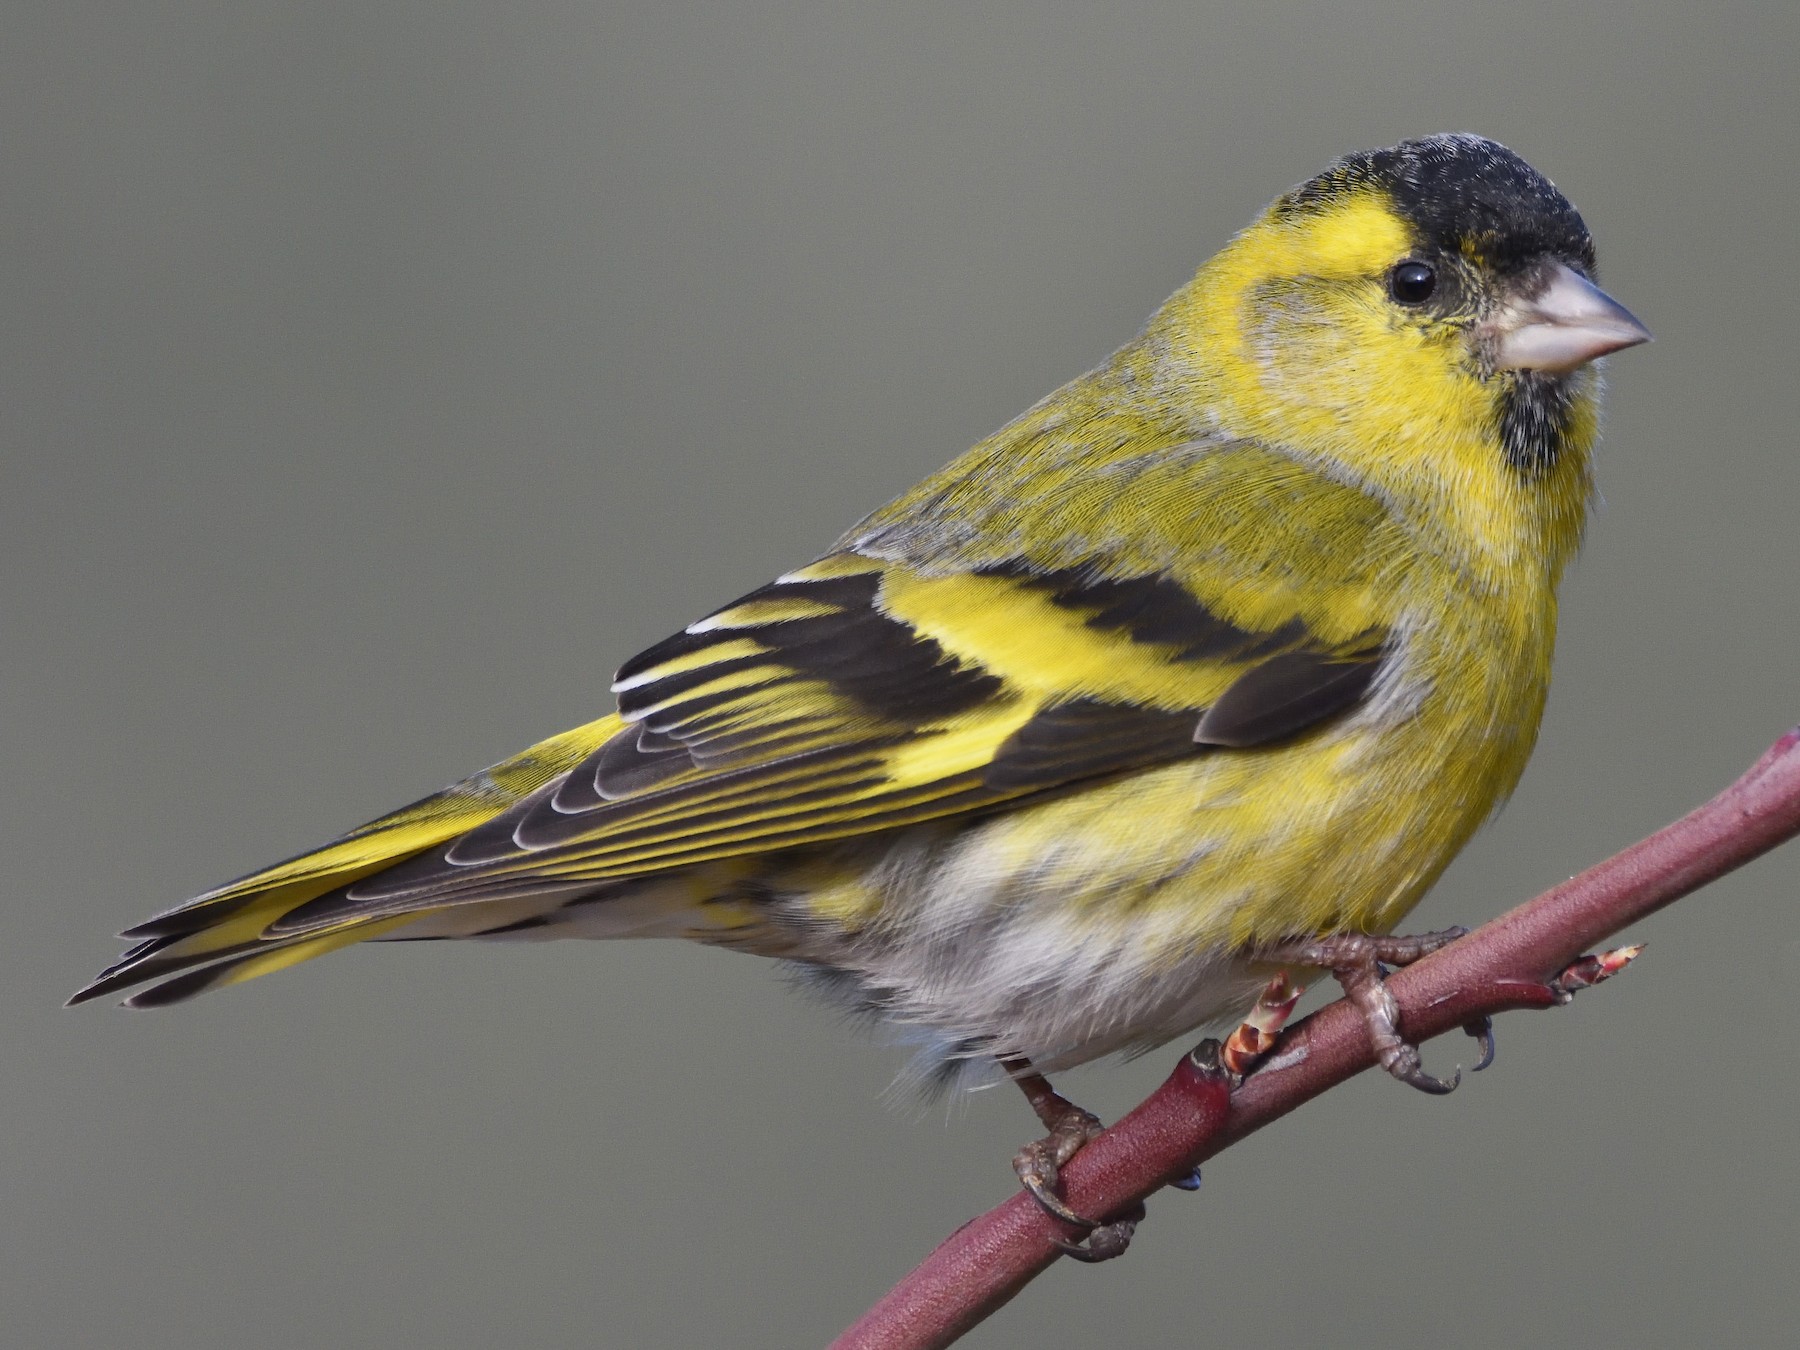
1389, 261, 1437, 305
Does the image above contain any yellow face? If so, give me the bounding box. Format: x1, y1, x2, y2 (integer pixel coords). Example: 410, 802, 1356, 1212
1146, 185, 1605, 576
1220, 195, 1489, 426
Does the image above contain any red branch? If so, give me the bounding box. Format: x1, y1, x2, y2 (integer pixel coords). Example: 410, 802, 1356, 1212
832, 728, 1800, 1350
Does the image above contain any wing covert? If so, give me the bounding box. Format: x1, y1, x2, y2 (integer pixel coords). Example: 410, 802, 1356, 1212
274, 551, 1387, 933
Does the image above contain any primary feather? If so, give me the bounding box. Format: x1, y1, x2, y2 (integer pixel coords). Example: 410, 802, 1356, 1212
76, 134, 1642, 1088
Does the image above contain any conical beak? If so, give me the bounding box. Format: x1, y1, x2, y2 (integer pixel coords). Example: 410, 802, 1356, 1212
1488, 262, 1652, 373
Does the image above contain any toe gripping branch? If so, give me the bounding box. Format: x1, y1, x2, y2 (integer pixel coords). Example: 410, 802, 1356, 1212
1007, 1045, 1237, 1264
1010, 1071, 1144, 1263
1241, 930, 1647, 1092
1255, 928, 1477, 1093
1007, 941, 1642, 1266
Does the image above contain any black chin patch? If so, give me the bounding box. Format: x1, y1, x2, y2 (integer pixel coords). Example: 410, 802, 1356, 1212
1500, 371, 1578, 475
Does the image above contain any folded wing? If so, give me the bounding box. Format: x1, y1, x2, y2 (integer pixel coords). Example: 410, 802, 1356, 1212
79, 546, 1386, 1004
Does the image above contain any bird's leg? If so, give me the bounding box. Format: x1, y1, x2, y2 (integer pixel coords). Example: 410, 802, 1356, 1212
1006, 1061, 1103, 1225
1260, 928, 1471, 1094
1004, 1058, 1142, 1263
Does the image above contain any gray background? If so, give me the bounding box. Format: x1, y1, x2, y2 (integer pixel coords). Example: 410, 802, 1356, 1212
7, 2, 1797, 1347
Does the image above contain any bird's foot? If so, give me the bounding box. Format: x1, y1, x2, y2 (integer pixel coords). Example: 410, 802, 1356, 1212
1010, 1087, 1102, 1229
1006, 1063, 1142, 1262
1261, 928, 1474, 1094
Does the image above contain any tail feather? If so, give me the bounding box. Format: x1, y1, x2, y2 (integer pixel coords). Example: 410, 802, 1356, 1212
70, 715, 623, 1006
120, 917, 419, 1008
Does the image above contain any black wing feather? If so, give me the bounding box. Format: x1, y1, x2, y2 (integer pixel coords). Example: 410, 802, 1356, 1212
268, 559, 1388, 935
1195, 649, 1383, 748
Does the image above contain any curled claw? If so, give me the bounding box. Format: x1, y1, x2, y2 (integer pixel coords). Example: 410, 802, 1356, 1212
1004, 1061, 1151, 1261
1051, 1205, 1144, 1263
1384, 1041, 1461, 1095
1465, 1016, 1498, 1072
1403, 1064, 1461, 1095
1005, 1064, 1131, 1247
1262, 930, 1469, 1096
1170, 1166, 1203, 1192
1012, 1117, 1143, 1261
1013, 1140, 1096, 1229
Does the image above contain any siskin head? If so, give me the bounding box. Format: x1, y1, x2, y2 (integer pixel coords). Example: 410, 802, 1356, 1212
1142, 133, 1649, 575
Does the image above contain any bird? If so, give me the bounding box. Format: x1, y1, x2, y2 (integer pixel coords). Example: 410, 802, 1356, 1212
75, 133, 1648, 1250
